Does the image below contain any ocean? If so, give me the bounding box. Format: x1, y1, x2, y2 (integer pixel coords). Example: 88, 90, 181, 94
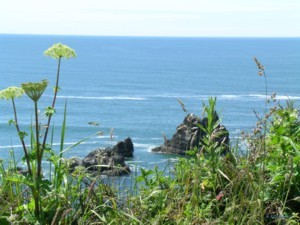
0, 35, 299, 171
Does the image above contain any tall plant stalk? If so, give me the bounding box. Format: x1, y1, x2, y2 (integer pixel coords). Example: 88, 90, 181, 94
42, 57, 61, 150
21, 79, 48, 219
42, 43, 76, 151
253, 57, 269, 219
12, 97, 32, 176
0, 87, 32, 175
34, 101, 41, 178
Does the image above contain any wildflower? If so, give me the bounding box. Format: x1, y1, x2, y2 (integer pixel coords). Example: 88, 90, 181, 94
0, 86, 24, 100
290, 109, 299, 120
21, 79, 48, 102
44, 43, 76, 59
252, 127, 261, 135
7, 208, 18, 223
216, 191, 224, 201
200, 182, 205, 192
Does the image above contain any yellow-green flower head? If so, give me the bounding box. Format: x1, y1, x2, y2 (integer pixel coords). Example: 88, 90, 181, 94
21, 79, 49, 102
0, 86, 24, 100
44, 43, 76, 59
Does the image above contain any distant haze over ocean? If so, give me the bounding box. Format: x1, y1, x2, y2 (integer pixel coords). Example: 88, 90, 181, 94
1, 35, 299, 169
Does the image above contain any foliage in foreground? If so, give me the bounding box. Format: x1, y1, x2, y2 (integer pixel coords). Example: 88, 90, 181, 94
0, 49, 300, 224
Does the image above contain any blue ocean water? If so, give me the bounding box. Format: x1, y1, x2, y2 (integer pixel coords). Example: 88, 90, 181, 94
0, 35, 299, 170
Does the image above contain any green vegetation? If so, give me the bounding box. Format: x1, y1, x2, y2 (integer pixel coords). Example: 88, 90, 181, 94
0, 47, 300, 224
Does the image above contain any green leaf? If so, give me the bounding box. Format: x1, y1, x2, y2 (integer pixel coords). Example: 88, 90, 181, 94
44, 106, 56, 117
40, 179, 52, 192
283, 136, 300, 151
186, 149, 197, 156
18, 131, 28, 140
197, 122, 207, 133
272, 174, 285, 183
8, 119, 16, 126
291, 197, 300, 202
0, 218, 9, 225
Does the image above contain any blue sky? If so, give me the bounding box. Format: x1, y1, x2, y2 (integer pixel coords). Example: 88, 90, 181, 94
1, 0, 299, 37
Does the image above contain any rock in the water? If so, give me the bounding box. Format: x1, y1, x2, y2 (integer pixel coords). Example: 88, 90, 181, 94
69, 157, 82, 168
111, 137, 134, 157
152, 113, 229, 155
69, 137, 133, 176
124, 137, 134, 157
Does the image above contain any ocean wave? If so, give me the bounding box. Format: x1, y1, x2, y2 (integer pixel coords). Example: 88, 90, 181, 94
0, 144, 24, 149
189, 94, 300, 101
150, 137, 164, 140
0, 141, 101, 149
43, 94, 300, 101
219, 94, 299, 100
134, 143, 157, 150
95, 135, 118, 139
151, 94, 244, 99
151, 93, 300, 100
270, 95, 300, 100
53, 95, 147, 101
126, 160, 144, 164
220, 95, 240, 98
218, 95, 243, 100
160, 158, 179, 163
151, 94, 209, 99
246, 94, 300, 100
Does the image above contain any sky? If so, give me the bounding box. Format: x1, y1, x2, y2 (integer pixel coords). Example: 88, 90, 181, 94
1, 0, 300, 37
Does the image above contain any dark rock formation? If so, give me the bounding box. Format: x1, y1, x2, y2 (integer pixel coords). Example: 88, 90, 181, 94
69, 137, 133, 176
111, 137, 134, 157
152, 113, 229, 155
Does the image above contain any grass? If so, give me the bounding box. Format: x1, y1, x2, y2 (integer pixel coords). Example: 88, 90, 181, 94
0, 48, 300, 224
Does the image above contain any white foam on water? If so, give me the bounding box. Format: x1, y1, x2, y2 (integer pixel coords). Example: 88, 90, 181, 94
54, 95, 147, 101
0, 141, 101, 149
274, 95, 300, 100
126, 160, 143, 164
95, 135, 118, 139
134, 143, 157, 151
160, 158, 179, 163
219, 95, 242, 100
150, 137, 164, 140
43, 93, 300, 102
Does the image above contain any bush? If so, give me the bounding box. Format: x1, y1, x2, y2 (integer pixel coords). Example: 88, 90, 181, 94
1, 51, 299, 224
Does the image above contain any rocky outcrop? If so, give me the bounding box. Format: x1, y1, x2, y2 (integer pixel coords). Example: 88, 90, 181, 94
112, 137, 134, 157
69, 137, 134, 176
152, 113, 229, 155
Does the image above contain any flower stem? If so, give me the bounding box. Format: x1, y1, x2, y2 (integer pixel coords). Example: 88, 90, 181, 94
35, 101, 41, 179
34, 100, 41, 219
12, 98, 32, 176
42, 56, 61, 149
52, 56, 61, 108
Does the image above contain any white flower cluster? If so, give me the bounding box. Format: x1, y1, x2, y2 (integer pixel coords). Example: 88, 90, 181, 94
0, 86, 24, 100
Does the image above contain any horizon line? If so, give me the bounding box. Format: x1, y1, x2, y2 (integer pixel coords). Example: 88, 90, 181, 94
1, 33, 300, 39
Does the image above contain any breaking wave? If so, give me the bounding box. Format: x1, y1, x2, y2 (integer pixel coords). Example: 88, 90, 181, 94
55, 95, 147, 101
